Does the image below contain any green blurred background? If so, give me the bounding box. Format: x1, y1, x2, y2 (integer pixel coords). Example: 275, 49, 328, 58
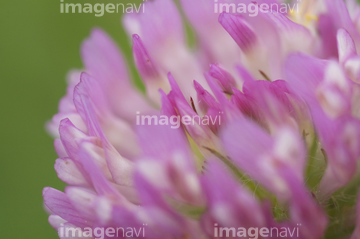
0, 0, 139, 238
2, 1, 360, 239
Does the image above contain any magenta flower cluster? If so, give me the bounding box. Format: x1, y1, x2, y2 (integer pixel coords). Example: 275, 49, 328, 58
44, 0, 360, 238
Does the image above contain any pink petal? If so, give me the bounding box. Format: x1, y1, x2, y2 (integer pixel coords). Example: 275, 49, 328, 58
81, 29, 153, 122
219, 13, 258, 52
43, 187, 90, 227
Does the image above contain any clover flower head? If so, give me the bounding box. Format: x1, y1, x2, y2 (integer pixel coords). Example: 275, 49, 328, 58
44, 0, 360, 238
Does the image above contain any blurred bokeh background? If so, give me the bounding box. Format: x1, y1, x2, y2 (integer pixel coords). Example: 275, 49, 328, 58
0, 0, 141, 238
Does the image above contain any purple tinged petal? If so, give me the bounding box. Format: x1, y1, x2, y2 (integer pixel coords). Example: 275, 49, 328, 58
337, 28, 357, 64
320, 62, 352, 117
265, 11, 314, 54
47, 112, 86, 138
282, 171, 327, 239
159, 89, 177, 117
325, 0, 360, 43
317, 117, 360, 197
111, 205, 140, 229
240, 79, 298, 129
241, 11, 283, 80
193, 80, 220, 113
221, 118, 274, 182
73, 93, 136, 194
337, 28, 360, 82
78, 142, 113, 195
81, 28, 153, 122
58, 118, 118, 186
59, 117, 105, 166
81, 28, 127, 77
180, 0, 219, 28
285, 53, 327, 104
73, 72, 110, 123
124, 3, 209, 106
73, 73, 141, 158
204, 73, 229, 106
137, 95, 204, 204
221, 118, 305, 198
204, 73, 243, 124
54, 139, 67, 158
201, 160, 268, 230
167, 72, 188, 105
179, 0, 242, 72
55, 158, 89, 187
231, 88, 260, 121
204, 73, 241, 121
136, 114, 191, 163
272, 128, 306, 174
219, 12, 258, 52
137, 157, 203, 205
176, 100, 215, 144
65, 187, 97, 222
209, 64, 237, 94
43, 187, 90, 227
73, 82, 110, 143
318, 14, 339, 58
123, 0, 184, 49
222, 119, 325, 238
81, 28, 128, 88
132, 34, 160, 79
132, 34, 168, 104
344, 56, 360, 83
235, 64, 256, 83
48, 215, 66, 230
103, 146, 134, 189
163, 79, 217, 147
78, 140, 133, 207
167, 74, 222, 140
319, 0, 360, 58
167, 76, 206, 132
203, 107, 223, 134
285, 53, 360, 196
326, 0, 354, 26
133, 171, 188, 238
59, 118, 89, 160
